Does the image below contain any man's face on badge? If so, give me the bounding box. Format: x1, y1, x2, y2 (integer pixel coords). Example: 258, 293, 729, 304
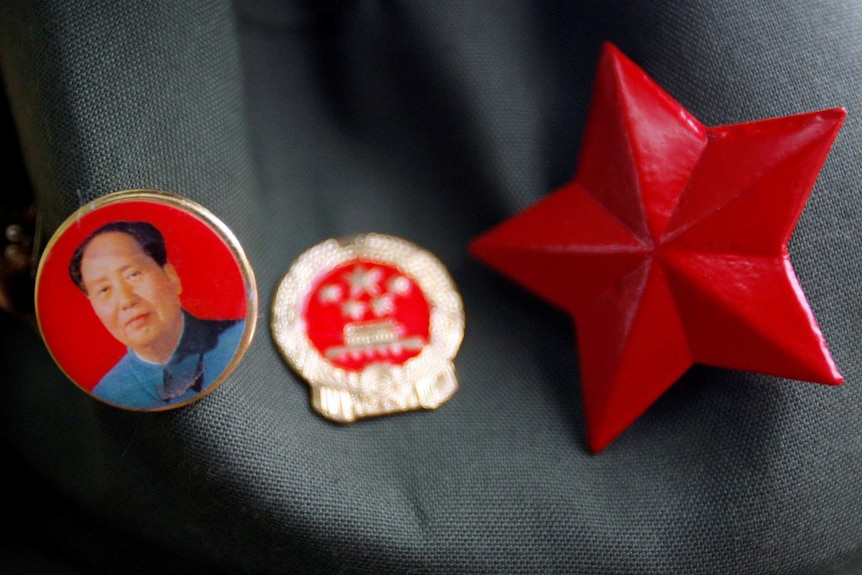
80, 231, 183, 361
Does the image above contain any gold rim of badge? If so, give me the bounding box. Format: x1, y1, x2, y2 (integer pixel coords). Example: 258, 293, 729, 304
271, 233, 464, 422
34, 189, 257, 411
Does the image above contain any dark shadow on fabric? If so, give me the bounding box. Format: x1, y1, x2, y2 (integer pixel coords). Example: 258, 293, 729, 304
529, 3, 605, 193
0, 82, 36, 320
636, 364, 792, 527
309, 2, 507, 236
460, 261, 588, 447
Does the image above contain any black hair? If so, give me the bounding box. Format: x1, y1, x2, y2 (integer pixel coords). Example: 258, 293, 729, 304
68, 221, 168, 294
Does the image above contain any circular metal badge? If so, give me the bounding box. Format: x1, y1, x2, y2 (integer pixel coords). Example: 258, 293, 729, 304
271, 234, 464, 422
34, 189, 257, 411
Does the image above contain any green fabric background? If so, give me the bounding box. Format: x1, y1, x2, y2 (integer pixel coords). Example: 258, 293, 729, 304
1, 1, 860, 573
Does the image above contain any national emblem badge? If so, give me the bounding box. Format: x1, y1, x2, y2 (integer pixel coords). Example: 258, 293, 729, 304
271, 234, 464, 422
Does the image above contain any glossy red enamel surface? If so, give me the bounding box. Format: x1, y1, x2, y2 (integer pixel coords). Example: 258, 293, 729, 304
304, 260, 431, 371
470, 42, 845, 453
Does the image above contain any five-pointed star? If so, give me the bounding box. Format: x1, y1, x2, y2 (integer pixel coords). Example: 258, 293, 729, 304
341, 300, 367, 321
344, 266, 383, 298
470, 42, 845, 453
319, 284, 343, 304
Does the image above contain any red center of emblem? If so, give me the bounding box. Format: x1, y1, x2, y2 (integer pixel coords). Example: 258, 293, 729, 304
304, 260, 431, 371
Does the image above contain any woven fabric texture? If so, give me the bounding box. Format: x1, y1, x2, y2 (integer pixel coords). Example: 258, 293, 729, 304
1, 1, 860, 573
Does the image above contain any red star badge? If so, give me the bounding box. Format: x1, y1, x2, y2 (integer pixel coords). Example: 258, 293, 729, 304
470, 43, 845, 453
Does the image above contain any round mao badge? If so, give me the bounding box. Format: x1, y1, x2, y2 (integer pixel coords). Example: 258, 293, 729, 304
271, 234, 464, 422
35, 190, 257, 411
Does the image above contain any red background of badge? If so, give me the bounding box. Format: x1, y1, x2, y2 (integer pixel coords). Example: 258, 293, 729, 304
36, 200, 247, 391
304, 260, 431, 371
